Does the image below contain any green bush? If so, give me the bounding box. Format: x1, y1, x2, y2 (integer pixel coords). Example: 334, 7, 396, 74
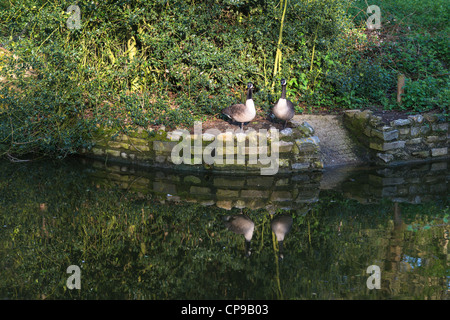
0, 0, 448, 158
401, 76, 449, 112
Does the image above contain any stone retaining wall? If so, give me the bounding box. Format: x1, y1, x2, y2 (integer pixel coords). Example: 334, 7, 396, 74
343, 110, 449, 165
80, 120, 323, 175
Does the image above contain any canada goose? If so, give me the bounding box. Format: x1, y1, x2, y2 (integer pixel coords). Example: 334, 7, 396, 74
272, 79, 295, 129
271, 215, 293, 259
223, 214, 255, 257
222, 83, 256, 130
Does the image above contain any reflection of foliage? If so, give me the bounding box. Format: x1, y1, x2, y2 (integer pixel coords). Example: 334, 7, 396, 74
0, 160, 448, 299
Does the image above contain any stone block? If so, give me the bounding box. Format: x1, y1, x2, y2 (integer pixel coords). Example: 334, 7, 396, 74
275, 178, 290, 186
295, 190, 319, 203
184, 175, 202, 184
153, 181, 177, 195
272, 141, 294, 153
153, 141, 178, 153
312, 160, 323, 169
363, 127, 372, 137
202, 133, 217, 141
167, 130, 188, 141
118, 134, 129, 142
106, 149, 121, 157
355, 110, 373, 121
155, 155, 166, 163
247, 176, 274, 187
270, 191, 293, 202
420, 125, 431, 135
426, 136, 439, 144
432, 123, 448, 132
240, 146, 269, 155
216, 200, 232, 210
424, 113, 439, 123
370, 140, 405, 151
216, 189, 239, 198
369, 175, 405, 186
431, 162, 447, 171
343, 110, 361, 118
381, 186, 398, 197
410, 126, 420, 137
92, 147, 105, 156
292, 162, 310, 170
279, 159, 290, 167
371, 128, 399, 141
241, 189, 269, 198
369, 115, 383, 127
430, 183, 447, 194
377, 153, 394, 163
295, 136, 320, 153
408, 115, 424, 124
302, 121, 315, 135
130, 144, 150, 152
279, 127, 294, 138
431, 147, 448, 157
411, 151, 430, 158
190, 186, 211, 194
215, 146, 236, 156
398, 127, 410, 136
217, 132, 234, 142
127, 136, 148, 145
296, 124, 314, 137
246, 199, 266, 210
391, 119, 411, 127
108, 141, 129, 149
213, 177, 245, 187
406, 138, 422, 145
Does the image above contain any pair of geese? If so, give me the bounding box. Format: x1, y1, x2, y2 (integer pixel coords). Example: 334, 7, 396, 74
224, 214, 293, 258
222, 79, 294, 130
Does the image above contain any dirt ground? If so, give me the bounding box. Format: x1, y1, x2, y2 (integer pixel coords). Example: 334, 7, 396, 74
184, 106, 420, 133
189, 113, 287, 133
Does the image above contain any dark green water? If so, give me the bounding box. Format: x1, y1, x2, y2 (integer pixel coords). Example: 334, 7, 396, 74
1, 157, 449, 300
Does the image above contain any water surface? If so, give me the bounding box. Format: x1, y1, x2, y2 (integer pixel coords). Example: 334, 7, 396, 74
1, 157, 448, 300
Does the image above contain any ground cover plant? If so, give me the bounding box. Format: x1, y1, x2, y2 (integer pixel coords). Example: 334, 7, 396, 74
0, 0, 448, 159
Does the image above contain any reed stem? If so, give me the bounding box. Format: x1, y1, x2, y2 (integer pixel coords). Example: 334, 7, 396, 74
272, 0, 288, 90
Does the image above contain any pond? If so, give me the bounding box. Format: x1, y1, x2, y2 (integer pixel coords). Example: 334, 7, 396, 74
0, 157, 448, 300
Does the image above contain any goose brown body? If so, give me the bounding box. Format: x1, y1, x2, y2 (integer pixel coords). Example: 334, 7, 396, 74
222, 83, 256, 130
271, 214, 293, 259
223, 214, 255, 257
273, 79, 295, 128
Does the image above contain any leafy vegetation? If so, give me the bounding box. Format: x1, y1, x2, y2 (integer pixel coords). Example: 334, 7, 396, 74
0, 0, 448, 158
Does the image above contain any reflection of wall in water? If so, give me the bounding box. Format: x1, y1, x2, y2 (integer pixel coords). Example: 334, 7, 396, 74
80, 158, 322, 214
340, 161, 449, 204
80, 158, 448, 210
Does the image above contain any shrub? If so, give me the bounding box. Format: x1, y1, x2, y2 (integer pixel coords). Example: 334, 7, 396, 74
0, 0, 448, 158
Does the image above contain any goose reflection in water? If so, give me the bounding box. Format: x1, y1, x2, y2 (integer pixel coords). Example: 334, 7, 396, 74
271, 214, 293, 260
223, 214, 255, 257
223, 213, 294, 259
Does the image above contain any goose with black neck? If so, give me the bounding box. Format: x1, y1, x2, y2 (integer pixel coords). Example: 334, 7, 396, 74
272, 79, 295, 129
222, 82, 256, 130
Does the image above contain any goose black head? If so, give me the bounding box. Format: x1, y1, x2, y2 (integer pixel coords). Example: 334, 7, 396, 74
280, 79, 287, 86
247, 82, 254, 89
